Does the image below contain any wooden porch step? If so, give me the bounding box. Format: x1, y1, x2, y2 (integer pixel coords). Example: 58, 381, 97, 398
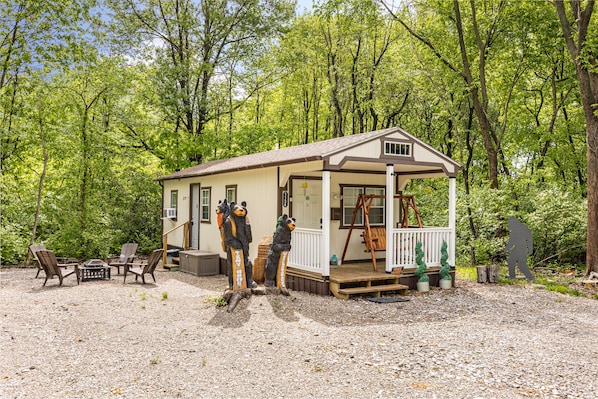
330, 279, 409, 300
162, 263, 179, 270
338, 283, 408, 297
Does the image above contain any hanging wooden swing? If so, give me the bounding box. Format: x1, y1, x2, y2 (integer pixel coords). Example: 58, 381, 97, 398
341, 194, 422, 271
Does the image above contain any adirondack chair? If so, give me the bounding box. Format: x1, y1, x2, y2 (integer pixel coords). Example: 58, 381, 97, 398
36, 250, 80, 287
29, 244, 78, 278
123, 249, 163, 284
106, 243, 139, 275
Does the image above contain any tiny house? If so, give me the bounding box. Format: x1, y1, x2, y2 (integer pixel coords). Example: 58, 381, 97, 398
159, 127, 461, 296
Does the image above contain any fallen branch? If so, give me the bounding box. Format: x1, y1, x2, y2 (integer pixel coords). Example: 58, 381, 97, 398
533, 245, 585, 267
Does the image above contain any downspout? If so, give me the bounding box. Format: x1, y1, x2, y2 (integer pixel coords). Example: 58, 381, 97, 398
321, 170, 331, 277
385, 165, 395, 272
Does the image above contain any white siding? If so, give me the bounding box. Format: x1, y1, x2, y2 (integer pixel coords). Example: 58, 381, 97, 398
163, 168, 280, 261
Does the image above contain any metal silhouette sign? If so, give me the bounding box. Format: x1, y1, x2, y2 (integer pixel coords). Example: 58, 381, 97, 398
505, 216, 533, 280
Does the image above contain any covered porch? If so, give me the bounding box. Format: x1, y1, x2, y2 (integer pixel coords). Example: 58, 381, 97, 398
278, 129, 460, 295
288, 171, 456, 280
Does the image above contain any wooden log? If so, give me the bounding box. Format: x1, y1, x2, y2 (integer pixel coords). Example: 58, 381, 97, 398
226, 289, 251, 313
487, 265, 500, 283
253, 257, 265, 283
227, 292, 243, 313
477, 265, 488, 283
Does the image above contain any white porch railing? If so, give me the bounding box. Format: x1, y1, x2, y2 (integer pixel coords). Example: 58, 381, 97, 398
289, 228, 322, 273
289, 226, 452, 275
390, 227, 452, 270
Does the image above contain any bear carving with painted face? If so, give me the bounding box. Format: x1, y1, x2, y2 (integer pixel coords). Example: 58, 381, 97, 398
222, 201, 256, 289
216, 199, 230, 252
265, 214, 296, 288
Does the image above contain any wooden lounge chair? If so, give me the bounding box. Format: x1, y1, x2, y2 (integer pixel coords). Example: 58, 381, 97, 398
29, 244, 78, 278
106, 243, 138, 274
36, 250, 80, 287
123, 249, 163, 284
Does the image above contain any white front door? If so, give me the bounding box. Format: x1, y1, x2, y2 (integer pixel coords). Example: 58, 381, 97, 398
292, 179, 322, 229
191, 184, 200, 249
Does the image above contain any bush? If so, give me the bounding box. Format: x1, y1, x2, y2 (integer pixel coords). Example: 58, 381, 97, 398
456, 182, 586, 269
0, 221, 28, 264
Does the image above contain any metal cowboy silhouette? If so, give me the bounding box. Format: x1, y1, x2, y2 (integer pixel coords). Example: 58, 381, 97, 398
505, 216, 533, 280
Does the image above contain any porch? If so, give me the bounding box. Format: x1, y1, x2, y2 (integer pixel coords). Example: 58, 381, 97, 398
285, 261, 455, 299
286, 226, 456, 298
289, 226, 454, 274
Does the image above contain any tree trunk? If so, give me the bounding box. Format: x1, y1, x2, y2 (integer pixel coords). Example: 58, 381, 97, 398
585, 117, 598, 274
380, 0, 501, 188
454, 0, 499, 188
554, 0, 598, 275
27, 94, 48, 265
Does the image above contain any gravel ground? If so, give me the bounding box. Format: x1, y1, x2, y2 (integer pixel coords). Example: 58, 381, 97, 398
1, 266, 597, 399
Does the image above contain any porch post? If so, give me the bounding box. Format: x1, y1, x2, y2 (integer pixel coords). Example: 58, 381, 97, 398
448, 177, 456, 266
385, 164, 394, 273
321, 170, 331, 277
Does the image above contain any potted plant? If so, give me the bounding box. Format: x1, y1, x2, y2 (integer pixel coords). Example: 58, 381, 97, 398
439, 241, 452, 289
415, 241, 429, 292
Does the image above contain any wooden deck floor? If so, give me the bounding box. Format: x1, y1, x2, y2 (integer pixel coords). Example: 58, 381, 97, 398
330, 262, 393, 282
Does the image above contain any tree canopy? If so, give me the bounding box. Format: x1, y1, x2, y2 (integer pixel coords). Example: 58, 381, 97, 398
1, 0, 595, 274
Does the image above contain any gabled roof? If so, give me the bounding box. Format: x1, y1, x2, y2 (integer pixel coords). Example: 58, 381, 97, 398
159, 127, 461, 181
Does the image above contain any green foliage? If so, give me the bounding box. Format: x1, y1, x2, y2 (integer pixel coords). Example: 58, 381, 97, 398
414, 241, 429, 282
0, 221, 29, 264
455, 182, 586, 269
533, 276, 586, 298
522, 187, 587, 268
456, 266, 477, 281
0, 0, 592, 274
439, 241, 452, 281
205, 295, 227, 307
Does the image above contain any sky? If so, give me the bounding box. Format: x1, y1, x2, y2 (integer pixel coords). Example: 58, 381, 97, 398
296, 0, 313, 14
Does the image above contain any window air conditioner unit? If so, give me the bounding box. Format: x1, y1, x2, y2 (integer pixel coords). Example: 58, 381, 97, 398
163, 208, 177, 219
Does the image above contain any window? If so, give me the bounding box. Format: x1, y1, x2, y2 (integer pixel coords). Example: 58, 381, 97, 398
341, 186, 385, 228
200, 187, 211, 222
225, 185, 237, 204
384, 141, 411, 157
343, 187, 363, 225
170, 190, 178, 220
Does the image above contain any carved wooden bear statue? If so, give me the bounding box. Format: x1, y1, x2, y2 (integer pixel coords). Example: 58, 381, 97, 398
223, 201, 257, 289
216, 199, 230, 252
265, 214, 296, 289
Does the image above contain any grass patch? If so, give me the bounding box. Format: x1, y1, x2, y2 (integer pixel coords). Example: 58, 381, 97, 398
205, 295, 227, 307
456, 266, 477, 281
458, 265, 597, 300
534, 276, 585, 297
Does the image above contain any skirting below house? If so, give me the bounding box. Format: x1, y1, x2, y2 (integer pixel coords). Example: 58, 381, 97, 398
286, 271, 331, 296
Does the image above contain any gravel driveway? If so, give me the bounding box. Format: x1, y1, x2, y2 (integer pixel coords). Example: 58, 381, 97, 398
1, 267, 597, 399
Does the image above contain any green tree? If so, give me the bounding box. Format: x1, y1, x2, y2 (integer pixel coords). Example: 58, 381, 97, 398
105, 0, 295, 170
553, 0, 598, 275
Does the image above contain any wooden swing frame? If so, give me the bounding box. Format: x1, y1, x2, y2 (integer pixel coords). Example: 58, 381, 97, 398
341, 194, 422, 271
